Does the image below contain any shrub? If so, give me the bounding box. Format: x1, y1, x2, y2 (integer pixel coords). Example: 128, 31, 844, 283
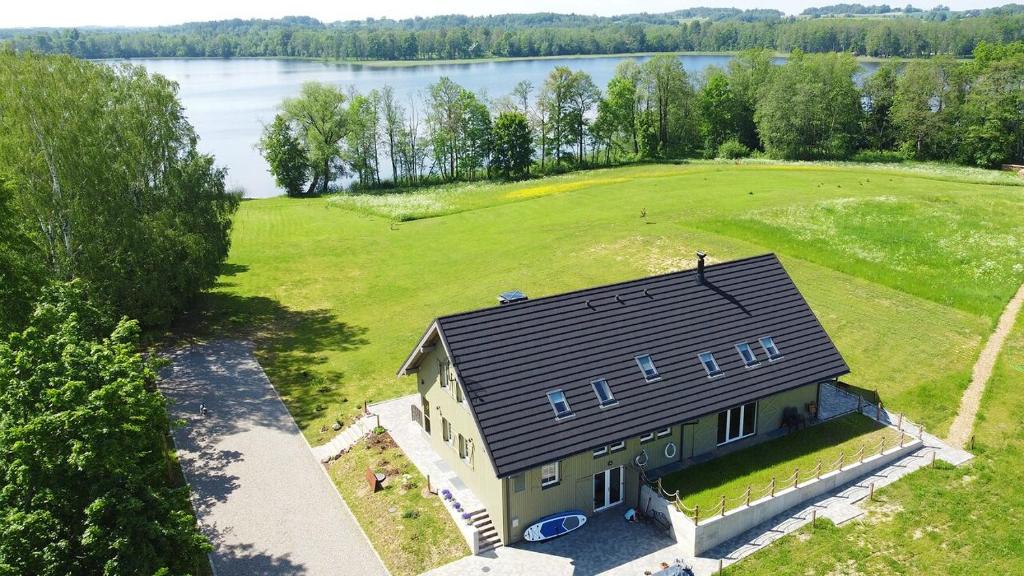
717, 139, 752, 159
401, 509, 420, 519
851, 149, 906, 164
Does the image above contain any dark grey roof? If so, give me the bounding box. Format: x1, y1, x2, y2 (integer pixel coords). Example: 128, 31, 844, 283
432, 254, 849, 478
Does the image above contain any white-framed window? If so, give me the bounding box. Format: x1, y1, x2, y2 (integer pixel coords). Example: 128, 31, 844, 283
640, 431, 655, 443
759, 337, 783, 361
547, 389, 573, 419
698, 352, 723, 377
592, 445, 609, 457
458, 433, 472, 465
609, 440, 626, 453
735, 342, 760, 367
656, 427, 672, 438
635, 354, 660, 381
591, 378, 617, 407
541, 461, 560, 487
717, 402, 758, 445
438, 360, 449, 389
442, 417, 453, 446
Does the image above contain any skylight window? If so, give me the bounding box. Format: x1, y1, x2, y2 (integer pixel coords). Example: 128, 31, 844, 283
698, 352, 723, 377
547, 390, 573, 419
635, 355, 660, 381
735, 342, 760, 368
759, 337, 783, 361
591, 379, 617, 407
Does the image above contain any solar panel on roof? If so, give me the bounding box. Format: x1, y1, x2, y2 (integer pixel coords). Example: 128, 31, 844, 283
498, 290, 528, 304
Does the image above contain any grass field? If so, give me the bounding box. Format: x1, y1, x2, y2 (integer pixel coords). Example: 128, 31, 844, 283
328, 432, 468, 575
661, 414, 900, 514
194, 161, 1023, 445
735, 312, 1024, 574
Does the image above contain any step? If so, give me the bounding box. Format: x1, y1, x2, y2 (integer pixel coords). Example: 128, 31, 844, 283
472, 519, 493, 530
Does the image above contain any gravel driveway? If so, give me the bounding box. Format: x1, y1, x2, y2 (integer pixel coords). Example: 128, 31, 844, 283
160, 340, 387, 576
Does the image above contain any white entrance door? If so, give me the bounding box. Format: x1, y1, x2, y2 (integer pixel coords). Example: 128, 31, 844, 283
593, 466, 624, 512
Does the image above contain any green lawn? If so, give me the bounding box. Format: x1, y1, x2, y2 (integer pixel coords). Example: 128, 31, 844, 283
734, 311, 1024, 574
660, 414, 901, 515
328, 432, 468, 575
193, 161, 1023, 444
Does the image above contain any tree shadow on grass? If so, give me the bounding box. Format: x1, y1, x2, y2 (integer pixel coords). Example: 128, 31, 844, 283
168, 264, 369, 439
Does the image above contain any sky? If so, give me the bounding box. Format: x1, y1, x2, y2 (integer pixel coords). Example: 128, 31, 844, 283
2, 0, 1013, 29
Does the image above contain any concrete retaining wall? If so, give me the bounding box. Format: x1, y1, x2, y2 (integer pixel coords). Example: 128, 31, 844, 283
644, 438, 922, 556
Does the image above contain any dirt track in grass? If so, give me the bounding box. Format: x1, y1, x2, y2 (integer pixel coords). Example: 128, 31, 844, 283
947, 282, 1024, 448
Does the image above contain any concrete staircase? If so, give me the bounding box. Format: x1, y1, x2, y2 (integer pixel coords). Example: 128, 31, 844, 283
467, 508, 502, 554
312, 416, 375, 463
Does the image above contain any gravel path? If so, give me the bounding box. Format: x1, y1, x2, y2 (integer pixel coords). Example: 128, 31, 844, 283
946, 282, 1024, 449
160, 340, 388, 576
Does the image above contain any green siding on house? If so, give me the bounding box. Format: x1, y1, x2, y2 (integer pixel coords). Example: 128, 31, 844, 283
416, 344, 507, 543
413, 340, 821, 546
690, 383, 820, 458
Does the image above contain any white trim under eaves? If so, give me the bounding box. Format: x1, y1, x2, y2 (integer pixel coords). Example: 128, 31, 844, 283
397, 320, 441, 376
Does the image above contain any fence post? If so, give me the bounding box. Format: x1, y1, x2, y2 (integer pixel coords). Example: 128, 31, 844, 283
900, 431, 905, 448
793, 467, 800, 489
745, 485, 751, 506
839, 451, 845, 471
869, 482, 875, 501
897, 412, 903, 431
720, 495, 726, 517
931, 451, 937, 468
816, 459, 822, 480
719, 558, 724, 574
811, 508, 816, 528
770, 477, 776, 498
375, 413, 380, 428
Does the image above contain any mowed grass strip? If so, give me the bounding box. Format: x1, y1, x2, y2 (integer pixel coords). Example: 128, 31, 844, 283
209, 162, 1020, 443
328, 432, 468, 576
661, 414, 901, 515
734, 311, 1024, 574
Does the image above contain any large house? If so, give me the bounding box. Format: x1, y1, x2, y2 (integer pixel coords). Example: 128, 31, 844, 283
398, 253, 849, 547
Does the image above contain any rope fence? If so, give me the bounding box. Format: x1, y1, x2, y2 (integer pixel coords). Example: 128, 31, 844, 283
648, 432, 918, 523
640, 384, 927, 525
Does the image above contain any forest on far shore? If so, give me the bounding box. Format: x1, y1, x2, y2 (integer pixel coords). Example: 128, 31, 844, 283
3, 4, 1024, 60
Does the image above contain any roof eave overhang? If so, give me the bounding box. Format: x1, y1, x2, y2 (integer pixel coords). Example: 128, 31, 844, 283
396, 320, 441, 377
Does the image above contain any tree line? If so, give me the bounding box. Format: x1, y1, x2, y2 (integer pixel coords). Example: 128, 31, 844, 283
260, 42, 1024, 197
0, 52, 237, 574
4, 6, 1024, 60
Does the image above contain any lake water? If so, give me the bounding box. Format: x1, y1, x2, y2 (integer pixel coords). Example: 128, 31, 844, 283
126, 56, 879, 198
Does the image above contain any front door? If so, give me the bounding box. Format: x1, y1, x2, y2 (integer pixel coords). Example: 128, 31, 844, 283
593, 466, 624, 512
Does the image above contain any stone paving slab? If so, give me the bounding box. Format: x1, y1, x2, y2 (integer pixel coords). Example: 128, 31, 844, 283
160, 340, 387, 576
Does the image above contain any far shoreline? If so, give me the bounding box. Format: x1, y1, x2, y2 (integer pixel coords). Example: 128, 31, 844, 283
103, 50, 925, 68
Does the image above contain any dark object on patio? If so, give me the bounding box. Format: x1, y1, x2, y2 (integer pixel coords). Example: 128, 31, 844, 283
781, 407, 807, 432
366, 468, 385, 492
651, 560, 694, 576
806, 401, 818, 420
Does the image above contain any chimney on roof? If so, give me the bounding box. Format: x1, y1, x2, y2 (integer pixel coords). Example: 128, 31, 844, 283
696, 251, 707, 283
